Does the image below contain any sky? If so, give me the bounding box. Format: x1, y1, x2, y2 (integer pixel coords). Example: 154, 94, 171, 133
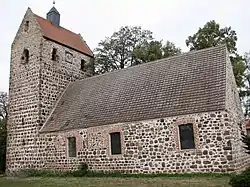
0, 0, 249, 92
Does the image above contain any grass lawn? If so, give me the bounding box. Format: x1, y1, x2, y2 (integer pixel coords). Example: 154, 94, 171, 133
0, 176, 231, 187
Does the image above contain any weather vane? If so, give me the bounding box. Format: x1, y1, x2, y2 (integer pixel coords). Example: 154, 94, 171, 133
53, 0, 55, 5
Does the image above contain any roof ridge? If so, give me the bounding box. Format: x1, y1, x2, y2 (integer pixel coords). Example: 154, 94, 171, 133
35, 14, 78, 35
75, 45, 227, 83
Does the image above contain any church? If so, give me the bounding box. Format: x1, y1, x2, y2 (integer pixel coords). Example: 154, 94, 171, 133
6, 5, 250, 173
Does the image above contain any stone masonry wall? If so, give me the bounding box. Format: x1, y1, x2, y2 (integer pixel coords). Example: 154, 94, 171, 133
38, 38, 92, 126
7, 8, 43, 172
7, 8, 92, 172
225, 51, 250, 170
38, 110, 239, 173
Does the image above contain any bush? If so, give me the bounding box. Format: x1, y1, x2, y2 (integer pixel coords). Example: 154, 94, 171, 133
229, 172, 250, 187
71, 163, 89, 177
0, 119, 6, 173
17, 163, 89, 177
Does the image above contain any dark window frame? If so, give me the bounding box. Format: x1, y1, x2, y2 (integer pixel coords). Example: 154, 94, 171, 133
52, 48, 57, 61
80, 59, 86, 71
179, 123, 195, 150
21, 49, 29, 63
68, 137, 76, 157
110, 132, 122, 155
24, 21, 29, 32
247, 129, 250, 136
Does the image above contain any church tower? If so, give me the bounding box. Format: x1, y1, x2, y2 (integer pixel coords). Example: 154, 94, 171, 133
7, 6, 93, 172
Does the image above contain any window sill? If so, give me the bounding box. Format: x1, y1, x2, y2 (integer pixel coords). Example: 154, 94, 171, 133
109, 154, 123, 157
67, 156, 77, 159
179, 148, 197, 153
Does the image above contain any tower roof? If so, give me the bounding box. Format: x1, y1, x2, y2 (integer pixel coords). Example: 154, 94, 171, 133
48, 6, 60, 14
35, 14, 93, 57
41, 45, 228, 133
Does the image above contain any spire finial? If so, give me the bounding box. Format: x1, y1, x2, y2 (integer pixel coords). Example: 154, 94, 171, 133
53, 0, 55, 6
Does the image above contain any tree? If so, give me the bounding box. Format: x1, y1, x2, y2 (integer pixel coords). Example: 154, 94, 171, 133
0, 119, 6, 173
133, 40, 163, 64
133, 40, 181, 64
242, 133, 250, 155
186, 20, 237, 53
162, 41, 182, 58
94, 26, 153, 74
186, 20, 245, 87
94, 26, 182, 74
0, 92, 8, 128
241, 52, 250, 116
0, 92, 8, 173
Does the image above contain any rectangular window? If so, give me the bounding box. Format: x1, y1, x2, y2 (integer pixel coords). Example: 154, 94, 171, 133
247, 129, 250, 136
24, 21, 29, 32
81, 59, 86, 71
179, 124, 195, 149
68, 137, 76, 157
110, 132, 121, 155
52, 48, 57, 61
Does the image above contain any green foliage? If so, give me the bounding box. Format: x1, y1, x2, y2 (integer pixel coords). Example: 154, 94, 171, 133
242, 134, 250, 154
0, 176, 231, 187
162, 41, 182, 58
133, 40, 163, 64
231, 55, 246, 88
241, 52, 250, 116
186, 20, 237, 54
0, 118, 6, 173
17, 163, 89, 177
71, 163, 89, 177
229, 172, 250, 187
186, 20, 245, 88
0, 92, 8, 123
94, 26, 153, 74
17, 169, 65, 177
0, 92, 7, 173
133, 40, 181, 64
16, 166, 230, 179
94, 26, 181, 74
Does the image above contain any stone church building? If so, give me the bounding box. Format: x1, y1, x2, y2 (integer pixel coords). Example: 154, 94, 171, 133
7, 6, 250, 174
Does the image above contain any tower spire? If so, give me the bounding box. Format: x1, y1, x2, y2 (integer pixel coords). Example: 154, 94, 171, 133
47, 1, 60, 26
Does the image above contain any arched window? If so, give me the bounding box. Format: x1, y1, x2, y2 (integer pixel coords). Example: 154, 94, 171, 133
21, 49, 29, 63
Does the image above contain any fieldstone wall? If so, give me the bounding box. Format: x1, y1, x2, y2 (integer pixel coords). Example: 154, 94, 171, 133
224, 51, 250, 170
7, 8, 92, 173
7, 8, 43, 172
38, 110, 241, 173
38, 38, 93, 126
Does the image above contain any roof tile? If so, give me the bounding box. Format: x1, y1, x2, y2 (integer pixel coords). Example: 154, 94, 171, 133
41, 45, 227, 132
35, 14, 93, 57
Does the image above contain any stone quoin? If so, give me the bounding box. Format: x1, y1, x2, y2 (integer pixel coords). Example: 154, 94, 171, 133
6, 6, 250, 174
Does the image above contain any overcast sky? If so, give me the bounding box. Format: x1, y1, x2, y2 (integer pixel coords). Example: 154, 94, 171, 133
0, 0, 249, 92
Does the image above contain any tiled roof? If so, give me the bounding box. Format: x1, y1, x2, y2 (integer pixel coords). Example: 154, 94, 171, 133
35, 15, 93, 57
41, 45, 227, 132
